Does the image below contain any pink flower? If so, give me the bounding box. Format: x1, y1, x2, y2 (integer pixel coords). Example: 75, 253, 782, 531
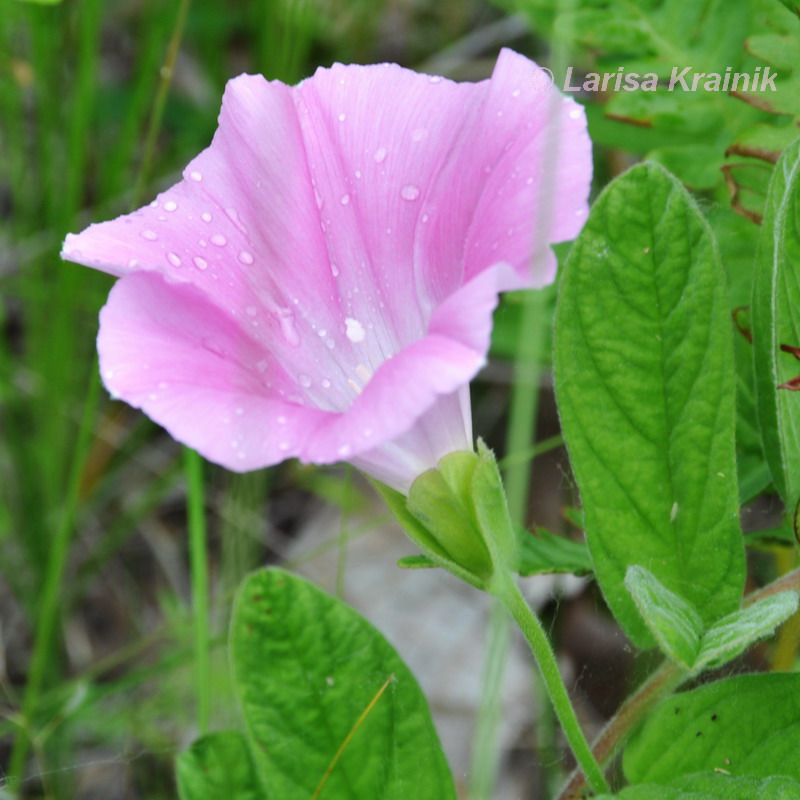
62, 49, 591, 493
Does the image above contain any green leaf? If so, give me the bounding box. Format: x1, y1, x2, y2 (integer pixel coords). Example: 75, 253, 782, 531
752, 138, 800, 509
231, 569, 456, 800
554, 162, 745, 646
176, 732, 265, 800
597, 772, 800, 799
624, 566, 703, 668
624, 673, 800, 784
517, 527, 593, 577
694, 591, 799, 670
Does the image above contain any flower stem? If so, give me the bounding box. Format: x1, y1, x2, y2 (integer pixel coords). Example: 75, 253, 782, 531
557, 660, 685, 800
185, 448, 211, 735
494, 572, 610, 796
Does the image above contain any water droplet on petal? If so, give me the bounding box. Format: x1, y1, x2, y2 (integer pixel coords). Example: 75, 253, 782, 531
256, 359, 268, 373
428, 75, 442, 83
512, 88, 521, 97
338, 112, 346, 122
128, 258, 140, 269
298, 374, 312, 388
211, 234, 227, 247
400, 184, 420, 201
340, 193, 350, 205
338, 444, 351, 458
569, 108, 582, 120
167, 252, 182, 267
189, 170, 202, 182
141, 229, 158, 241
193, 256, 208, 270
276, 308, 300, 346
278, 442, 289, 451
421, 213, 429, 223
354, 169, 362, 179
330, 262, 340, 277
164, 200, 178, 212
411, 128, 427, 142
345, 317, 365, 343
373, 147, 387, 164
239, 251, 254, 265
321, 378, 331, 388
201, 211, 212, 222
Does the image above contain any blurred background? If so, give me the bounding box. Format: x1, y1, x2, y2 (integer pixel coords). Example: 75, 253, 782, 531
1, 0, 797, 797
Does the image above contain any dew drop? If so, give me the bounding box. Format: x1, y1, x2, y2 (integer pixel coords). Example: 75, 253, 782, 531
337, 444, 351, 457
298, 374, 312, 388
279, 442, 290, 451
193, 256, 208, 270
201, 212, 212, 222
354, 169, 362, 179
330, 262, 340, 277
141, 229, 158, 241
256, 359, 268, 373
411, 128, 427, 142
167, 252, 182, 267
314, 188, 324, 208
164, 200, 178, 212
210, 234, 227, 247
128, 258, 140, 268
189, 170, 202, 182
338, 112, 346, 122
340, 193, 350, 205
421, 213, 429, 223
150, 200, 159, 208
276, 308, 300, 346
321, 378, 331, 389
239, 251, 254, 265
400, 184, 420, 201
569, 108, 582, 120
512, 88, 521, 97
345, 317, 366, 343
373, 146, 387, 164
428, 75, 442, 83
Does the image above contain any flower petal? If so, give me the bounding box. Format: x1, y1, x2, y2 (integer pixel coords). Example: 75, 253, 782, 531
97, 271, 331, 471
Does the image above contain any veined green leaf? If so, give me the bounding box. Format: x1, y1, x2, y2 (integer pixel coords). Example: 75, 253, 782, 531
624, 673, 800, 784
176, 732, 265, 800
596, 772, 800, 799
752, 137, 800, 509
624, 566, 703, 668
231, 569, 456, 800
554, 162, 745, 646
694, 591, 799, 670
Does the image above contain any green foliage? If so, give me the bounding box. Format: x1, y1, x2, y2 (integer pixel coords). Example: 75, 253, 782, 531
177, 732, 265, 800
625, 566, 798, 670
554, 162, 745, 646
624, 673, 800, 784
597, 772, 800, 799
752, 137, 800, 510
228, 569, 456, 800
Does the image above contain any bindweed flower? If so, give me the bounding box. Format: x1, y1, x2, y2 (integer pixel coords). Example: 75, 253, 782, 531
62, 49, 591, 493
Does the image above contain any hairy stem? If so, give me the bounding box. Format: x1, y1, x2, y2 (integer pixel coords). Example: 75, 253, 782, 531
495, 573, 610, 796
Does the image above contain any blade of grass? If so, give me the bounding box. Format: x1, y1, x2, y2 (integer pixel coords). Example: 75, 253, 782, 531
185, 448, 210, 735
6, 357, 102, 793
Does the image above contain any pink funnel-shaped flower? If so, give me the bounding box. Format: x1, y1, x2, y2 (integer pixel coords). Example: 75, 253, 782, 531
62, 49, 591, 493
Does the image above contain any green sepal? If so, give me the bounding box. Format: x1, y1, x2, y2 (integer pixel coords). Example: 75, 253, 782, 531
372, 441, 517, 591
